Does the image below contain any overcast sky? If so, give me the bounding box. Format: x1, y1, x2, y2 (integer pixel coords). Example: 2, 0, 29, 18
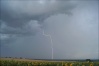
0, 0, 98, 59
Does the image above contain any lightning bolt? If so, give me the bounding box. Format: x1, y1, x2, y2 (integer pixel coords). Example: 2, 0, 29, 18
43, 30, 53, 59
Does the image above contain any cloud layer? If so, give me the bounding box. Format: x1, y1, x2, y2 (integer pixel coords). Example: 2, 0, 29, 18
0, 0, 98, 59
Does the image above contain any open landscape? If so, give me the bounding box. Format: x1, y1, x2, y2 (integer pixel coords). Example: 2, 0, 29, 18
0, 58, 99, 66
1, 0, 99, 66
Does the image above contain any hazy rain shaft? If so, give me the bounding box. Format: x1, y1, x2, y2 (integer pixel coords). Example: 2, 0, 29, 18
0, 0, 98, 59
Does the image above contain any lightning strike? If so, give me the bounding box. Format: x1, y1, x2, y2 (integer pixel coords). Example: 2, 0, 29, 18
43, 30, 53, 59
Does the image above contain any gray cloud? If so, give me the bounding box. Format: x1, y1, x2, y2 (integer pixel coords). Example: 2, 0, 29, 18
1, 0, 77, 27
43, 12, 98, 59
0, 0, 78, 49
42, 0, 98, 59
0, 0, 98, 59
0, 20, 40, 35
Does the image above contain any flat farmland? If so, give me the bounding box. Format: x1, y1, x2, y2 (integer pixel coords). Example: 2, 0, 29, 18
0, 58, 99, 66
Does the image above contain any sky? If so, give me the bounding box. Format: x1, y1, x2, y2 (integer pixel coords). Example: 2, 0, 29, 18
0, 0, 99, 59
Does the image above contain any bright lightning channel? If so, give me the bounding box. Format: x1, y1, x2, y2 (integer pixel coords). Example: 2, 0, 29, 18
43, 30, 53, 59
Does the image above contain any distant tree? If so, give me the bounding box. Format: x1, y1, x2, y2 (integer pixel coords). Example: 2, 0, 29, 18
9, 57, 11, 58
86, 59, 91, 62
20, 57, 22, 59
15, 57, 17, 59
5, 57, 8, 58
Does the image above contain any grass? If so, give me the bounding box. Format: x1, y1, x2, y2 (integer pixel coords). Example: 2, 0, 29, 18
0, 58, 99, 66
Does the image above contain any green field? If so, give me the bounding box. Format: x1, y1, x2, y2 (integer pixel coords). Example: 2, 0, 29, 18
0, 58, 99, 66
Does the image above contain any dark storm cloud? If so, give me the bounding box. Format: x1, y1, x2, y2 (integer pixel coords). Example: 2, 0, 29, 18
1, 0, 98, 59
0, 20, 39, 36
0, 0, 78, 48
0, 0, 77, 34
0, 0, 78, 58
